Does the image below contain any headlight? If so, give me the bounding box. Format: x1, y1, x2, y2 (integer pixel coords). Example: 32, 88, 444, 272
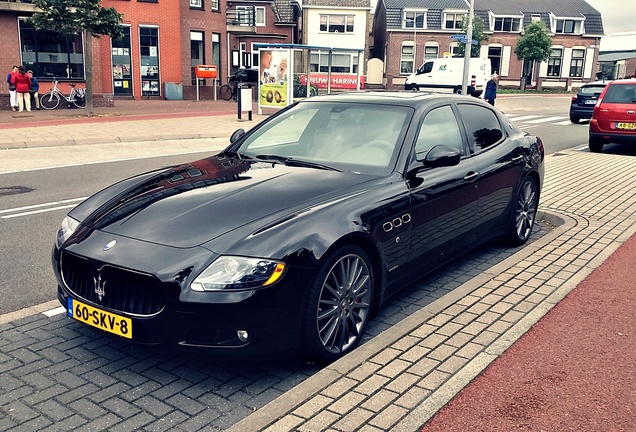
56, 216, 80, 248
190, 256, 286, 291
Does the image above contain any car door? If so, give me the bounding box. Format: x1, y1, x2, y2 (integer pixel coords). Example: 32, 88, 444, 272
405, 104, 480, 276
456, 102, 525, 237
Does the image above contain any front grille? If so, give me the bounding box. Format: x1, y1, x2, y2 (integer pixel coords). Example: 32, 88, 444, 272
61, 251, 165, 316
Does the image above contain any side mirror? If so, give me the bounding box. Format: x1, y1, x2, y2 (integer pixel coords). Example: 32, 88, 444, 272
230, 128, 246, 143
424, 145, 461, 168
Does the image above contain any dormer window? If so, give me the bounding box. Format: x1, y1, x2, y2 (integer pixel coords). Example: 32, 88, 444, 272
403, 10, 427, 29
444, 12, 466, 30
494, 17, 521, 32
555, 19, 582, 34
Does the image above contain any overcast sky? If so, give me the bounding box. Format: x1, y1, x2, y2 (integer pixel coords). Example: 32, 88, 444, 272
583, 0, 636, 34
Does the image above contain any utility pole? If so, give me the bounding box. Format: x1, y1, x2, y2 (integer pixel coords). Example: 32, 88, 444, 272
461, 0, 475, 95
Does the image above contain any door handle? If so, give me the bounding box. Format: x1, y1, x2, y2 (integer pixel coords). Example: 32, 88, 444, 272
464, 171, 479, 182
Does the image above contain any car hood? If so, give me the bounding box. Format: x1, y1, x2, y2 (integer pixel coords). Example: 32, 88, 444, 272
78, 155, 375, 248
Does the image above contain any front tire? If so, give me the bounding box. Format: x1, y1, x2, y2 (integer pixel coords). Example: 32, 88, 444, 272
508, 176, 538, 246
219, 84, 233, 101
40, 92, 60, 110
300, 245, 374, 363
73, 97, 86, 109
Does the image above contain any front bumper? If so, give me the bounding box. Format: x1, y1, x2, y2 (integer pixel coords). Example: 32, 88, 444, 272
52, 231, 311, 358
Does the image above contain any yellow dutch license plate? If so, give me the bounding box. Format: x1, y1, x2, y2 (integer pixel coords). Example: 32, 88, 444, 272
616, 122, 636, 130
68, 298, 132, 339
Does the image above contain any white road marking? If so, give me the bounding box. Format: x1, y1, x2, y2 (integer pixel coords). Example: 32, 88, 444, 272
43, 306, 66, 317
525, 116, 566, 124
507, 115, 541, 121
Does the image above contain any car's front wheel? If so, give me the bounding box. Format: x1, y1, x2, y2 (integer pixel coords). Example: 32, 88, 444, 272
508, 176, 538, 246
300, 245, 374, 363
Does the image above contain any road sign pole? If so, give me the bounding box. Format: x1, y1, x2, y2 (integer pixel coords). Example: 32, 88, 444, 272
461, 0, 475, 96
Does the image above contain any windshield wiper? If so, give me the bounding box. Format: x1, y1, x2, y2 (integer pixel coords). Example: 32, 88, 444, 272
255, 155, 340, 171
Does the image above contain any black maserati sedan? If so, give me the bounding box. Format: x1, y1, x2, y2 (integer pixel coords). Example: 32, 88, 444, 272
52, 91, 544, 363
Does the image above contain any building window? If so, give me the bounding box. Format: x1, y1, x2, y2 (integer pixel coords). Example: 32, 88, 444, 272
531, 14, 541, 22
400, 43, 415, 74
403, 11, 426, 29
18, 20, 84, 80
210, 0, 219, 11
556, 19, 581, 34
450, 43, 461, 58
212, 33, 221, 79
494, 17, 521, 32
569, 49, 585, 77
319, 15, 354, 33
189, 0, 203, 9
139, 26, 160, 97
236, 6, 265, 26
444, 13, 465, 30
111, 26, 132, 96
424, 44, 438, 60
191, 31, 204, 85
310, 52, 358, 73
547, 48, 562, 77
488, 46, 502, 75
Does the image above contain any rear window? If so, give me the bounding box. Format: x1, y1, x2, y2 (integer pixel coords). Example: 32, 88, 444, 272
603, 83, 636, 103
579, 85, 606, 95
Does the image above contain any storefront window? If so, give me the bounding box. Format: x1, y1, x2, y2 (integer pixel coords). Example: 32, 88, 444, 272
112, 26, 132, 96
19, 20, 84, 80
139, 26, 160, 97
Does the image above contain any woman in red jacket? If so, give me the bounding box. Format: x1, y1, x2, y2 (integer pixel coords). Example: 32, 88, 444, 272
12, 65, 32, 112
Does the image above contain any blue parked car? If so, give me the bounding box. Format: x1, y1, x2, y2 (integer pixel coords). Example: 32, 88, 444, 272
569, 81, 608, 123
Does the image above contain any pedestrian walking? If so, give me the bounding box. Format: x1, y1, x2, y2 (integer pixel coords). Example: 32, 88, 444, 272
6, 65, 19, 111
12, 66, 32, 112
27, 70, 40, 110
484, 73, 498, 106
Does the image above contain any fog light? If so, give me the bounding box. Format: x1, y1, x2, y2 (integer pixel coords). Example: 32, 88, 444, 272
237, 330, 249, 342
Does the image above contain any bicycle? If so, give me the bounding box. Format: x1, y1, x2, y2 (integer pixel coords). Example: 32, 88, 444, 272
40, 80, 86, 110
219, 80, 238, 101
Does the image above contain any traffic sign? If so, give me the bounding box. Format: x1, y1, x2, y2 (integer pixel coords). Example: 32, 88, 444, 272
450, 34, 478, 45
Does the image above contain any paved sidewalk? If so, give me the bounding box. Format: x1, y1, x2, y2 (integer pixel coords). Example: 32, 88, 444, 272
1, 101, 635, 431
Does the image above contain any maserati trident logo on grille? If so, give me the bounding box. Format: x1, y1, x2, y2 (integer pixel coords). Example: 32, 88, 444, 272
93, 274, 107, 301
103, 240, 117, 251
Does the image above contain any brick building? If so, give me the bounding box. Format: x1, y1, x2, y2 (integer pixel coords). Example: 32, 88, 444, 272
0, 0, 298, 105
372, 0, 605, 91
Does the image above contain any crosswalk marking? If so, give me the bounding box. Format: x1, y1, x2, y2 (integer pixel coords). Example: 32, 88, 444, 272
507, 115, 541, 121
525, 116, 566, 124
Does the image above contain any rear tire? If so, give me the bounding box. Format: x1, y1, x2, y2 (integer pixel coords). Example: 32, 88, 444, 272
508, 176, 538, 246
570, 115, 580, 124
589, 136, 603, 153
300, 245, 374, 363
40, 92, 60, 110
219, 84, 233, 101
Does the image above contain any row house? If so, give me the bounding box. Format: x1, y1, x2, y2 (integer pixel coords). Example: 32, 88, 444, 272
372, 0, 605, 91
0, 0, 299, 104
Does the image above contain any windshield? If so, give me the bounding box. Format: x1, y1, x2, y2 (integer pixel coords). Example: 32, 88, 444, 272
579, 85, 606, 95
237, 101, 413, 175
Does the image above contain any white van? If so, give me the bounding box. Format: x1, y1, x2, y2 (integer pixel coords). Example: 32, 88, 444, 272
404, 57, 491, 96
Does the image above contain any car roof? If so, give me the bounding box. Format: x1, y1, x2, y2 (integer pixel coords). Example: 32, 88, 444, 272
606, 78, 636, 86
299, 91, 477, 108
581, 81, 608, 87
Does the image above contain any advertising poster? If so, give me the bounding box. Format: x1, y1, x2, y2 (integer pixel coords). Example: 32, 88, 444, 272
258, 49, 290, 109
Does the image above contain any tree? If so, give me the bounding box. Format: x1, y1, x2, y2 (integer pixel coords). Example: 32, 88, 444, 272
29, 0, 124, 112
515, 21, 552, 88
456, 16, 489, 58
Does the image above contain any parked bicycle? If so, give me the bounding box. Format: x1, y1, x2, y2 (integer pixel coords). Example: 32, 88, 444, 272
40, 80, 86, 110
219, 80, 238, 101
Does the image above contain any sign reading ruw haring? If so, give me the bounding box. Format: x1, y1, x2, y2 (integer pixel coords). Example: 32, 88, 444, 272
299, 74, 365, 89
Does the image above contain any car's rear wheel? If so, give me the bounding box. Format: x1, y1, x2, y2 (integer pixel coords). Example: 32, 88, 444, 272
508, 176, 538, 246
589, 136, 604, 152
300, 245, 374, 363
570, 115, 580, 124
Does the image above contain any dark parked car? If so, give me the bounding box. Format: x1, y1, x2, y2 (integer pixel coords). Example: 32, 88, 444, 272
569, 80, 608, 123
589, 78, 636, 152
52, 92, 544, 363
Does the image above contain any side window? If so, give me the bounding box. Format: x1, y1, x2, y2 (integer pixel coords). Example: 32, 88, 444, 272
456, 104, 504, 152
421, 61, 433, 74
415, 105, 464, 159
